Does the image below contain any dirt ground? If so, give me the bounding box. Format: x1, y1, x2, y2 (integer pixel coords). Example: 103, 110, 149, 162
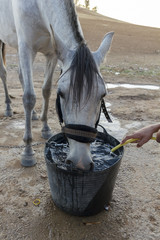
0, 7, 160, 240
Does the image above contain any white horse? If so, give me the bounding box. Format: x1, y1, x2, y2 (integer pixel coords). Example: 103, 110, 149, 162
0, 0, 114, 170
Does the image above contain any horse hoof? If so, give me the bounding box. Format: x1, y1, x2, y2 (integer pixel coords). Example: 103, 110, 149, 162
4, 109, 13, 117
21, 149, 37, 167
41, 129, 52, 139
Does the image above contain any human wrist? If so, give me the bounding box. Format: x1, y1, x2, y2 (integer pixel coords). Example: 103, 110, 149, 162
150, 123, 160, 133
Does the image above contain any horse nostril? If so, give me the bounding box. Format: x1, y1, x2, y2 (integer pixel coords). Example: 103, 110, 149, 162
90, 161, 94, 170
65, 159, 74, 170
66, 159, 72, 165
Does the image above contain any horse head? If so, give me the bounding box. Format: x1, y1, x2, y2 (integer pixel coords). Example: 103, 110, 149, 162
55, 31, 114, 170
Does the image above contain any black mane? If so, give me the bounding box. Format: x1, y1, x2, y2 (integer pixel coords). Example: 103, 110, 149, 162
64, 1, 100, 106
65, 0, 84, 43
69, 43, 99, 106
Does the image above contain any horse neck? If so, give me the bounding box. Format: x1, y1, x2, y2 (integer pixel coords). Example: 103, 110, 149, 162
43, 0, 84, 49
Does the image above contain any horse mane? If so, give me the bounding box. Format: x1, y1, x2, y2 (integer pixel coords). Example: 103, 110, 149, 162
69, 43, 99, 106
64, 1, 100, 107
65, 0, 84, 44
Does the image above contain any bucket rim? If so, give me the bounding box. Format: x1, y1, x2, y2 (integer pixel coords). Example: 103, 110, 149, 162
44, 131, 124, 175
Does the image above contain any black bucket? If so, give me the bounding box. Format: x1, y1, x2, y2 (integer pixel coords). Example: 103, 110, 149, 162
44, 130, 124, 216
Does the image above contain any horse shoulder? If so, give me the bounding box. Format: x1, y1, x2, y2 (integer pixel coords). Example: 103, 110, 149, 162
10, 1, 52, 54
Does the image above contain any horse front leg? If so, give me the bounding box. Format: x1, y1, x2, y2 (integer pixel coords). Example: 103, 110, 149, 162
0, 41, 13, 117
19, 65, 38, 120
18, 44, 36, 167
41, 55, 57, 139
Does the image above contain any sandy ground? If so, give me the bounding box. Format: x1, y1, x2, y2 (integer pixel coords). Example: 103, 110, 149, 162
0, 7, 160, 240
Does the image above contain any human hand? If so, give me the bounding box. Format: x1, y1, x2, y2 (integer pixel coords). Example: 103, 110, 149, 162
121, 124, 160, 147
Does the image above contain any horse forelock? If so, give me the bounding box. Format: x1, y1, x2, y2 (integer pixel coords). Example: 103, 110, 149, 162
69, 43, 99, 107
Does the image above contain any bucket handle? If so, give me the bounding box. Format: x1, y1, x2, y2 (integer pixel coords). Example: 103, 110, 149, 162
97, 124, 108, 135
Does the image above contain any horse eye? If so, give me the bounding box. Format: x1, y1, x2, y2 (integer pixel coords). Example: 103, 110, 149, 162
58, 90, 64, 99
101, 93, 106, 100
60, 69, 63, 76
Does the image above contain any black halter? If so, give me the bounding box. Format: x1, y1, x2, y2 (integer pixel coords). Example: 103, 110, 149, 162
56, 93, 112, 143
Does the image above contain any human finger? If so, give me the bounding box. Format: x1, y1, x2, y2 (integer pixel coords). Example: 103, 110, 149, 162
136, 137, 150, 147
156, 130, 160, 143
120, 135, 133, 144
121, 135, 139, 144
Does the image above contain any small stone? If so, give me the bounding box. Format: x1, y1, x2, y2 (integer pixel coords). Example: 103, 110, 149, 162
24, 202, 28, 207
40, 174, 47, 179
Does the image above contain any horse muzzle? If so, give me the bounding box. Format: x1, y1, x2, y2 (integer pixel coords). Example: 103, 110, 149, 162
56, 92, 112, 170
62, 124, 97, 170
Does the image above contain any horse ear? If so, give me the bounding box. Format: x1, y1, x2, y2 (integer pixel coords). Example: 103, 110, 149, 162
50, 24, 69, 62
93, 32, 114, 67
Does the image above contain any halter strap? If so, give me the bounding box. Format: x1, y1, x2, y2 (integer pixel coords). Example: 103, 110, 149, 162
62, 124, 97, 143
101, 99, 112, 123
56, 92, 112, 126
